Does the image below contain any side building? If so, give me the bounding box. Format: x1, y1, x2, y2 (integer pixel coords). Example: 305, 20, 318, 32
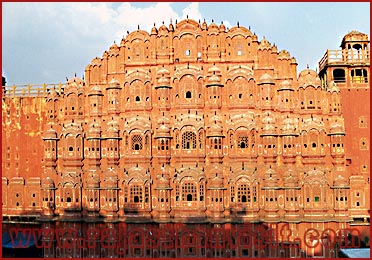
318, 30, 370, 225
2, 20, 369, 230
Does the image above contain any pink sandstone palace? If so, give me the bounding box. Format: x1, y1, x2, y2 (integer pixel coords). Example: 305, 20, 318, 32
2, 19, 370, 232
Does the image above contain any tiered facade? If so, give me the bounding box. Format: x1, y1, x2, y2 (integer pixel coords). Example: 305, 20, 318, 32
2, 19, 369, 226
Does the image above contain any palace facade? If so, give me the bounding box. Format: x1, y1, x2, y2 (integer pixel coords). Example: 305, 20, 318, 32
2, 19, 370, 228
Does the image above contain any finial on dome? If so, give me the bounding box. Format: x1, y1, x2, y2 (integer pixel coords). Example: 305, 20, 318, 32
237, 21, 239, 27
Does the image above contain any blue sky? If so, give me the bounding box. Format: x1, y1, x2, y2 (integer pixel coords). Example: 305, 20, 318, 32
2, 2, 370, 85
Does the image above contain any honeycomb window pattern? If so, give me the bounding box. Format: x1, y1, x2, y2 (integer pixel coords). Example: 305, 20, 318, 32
237, 184, 250, 203
237, 135, 249, 149
132, 135, 143, 150
130, 185, 143, 203
182, 131, 197, 149
182, 182, 197, 201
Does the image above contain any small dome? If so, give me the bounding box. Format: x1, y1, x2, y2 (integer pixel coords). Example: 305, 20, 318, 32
151, 24, 158, 35
159, 22, 169, 33
208, 65, 222, 75
219, 22, 226, 32
341, 30, 369, 47
278, 80, 294, 91
298, 69, 321, 88
46, 89, 59, 101
87, 121, 101, 137
258, 37, 271, 50
207, 124, 224, 137
109, 42, 119, 52
86, 175, 100, 187
44, 126, 58, 139
207, 74, 221, 86
65, 76, 84, 95
207, 65, 222, 86
43, 177, 55, 188
329, 119, 345, 134
156, 67, 171, 87
201, 19, 207, 30
262, 114, 276, 134
208, 21, 219, 31
107, 119, 119, 133
281, 116, 297, 134
157, 116, 170, 125
210, 175, 223, 187
157, 67, 170, 76
278, 50, 291, 59
155, 116, 172, 138
67, 77, 84, 85
263, 168, 279, 188
333, 174, 349, 187
258, 73, 274, 85
106, 78, 121, 90
88, 85, 103, 96
157, 124, 171, 135
283, 169, 299, 187
328, 81, 340, 93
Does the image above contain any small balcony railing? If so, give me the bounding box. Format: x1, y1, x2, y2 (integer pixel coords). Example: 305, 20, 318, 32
319, 49, 370, 71
2, 83, 65, 97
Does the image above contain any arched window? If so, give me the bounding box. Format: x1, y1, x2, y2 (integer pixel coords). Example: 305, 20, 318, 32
182, 182, 197, 201
333, 69, 345, 82
185, 91, 192, 99
130, 185, 143, 203
131, 135, 143, 150
237, 184, 250, 202
182, 131, 196, 149
238, 135, 249, 149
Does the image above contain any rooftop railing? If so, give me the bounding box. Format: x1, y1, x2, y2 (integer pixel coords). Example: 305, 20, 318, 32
2, 83, 65, 98
319, 49, 370, 71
